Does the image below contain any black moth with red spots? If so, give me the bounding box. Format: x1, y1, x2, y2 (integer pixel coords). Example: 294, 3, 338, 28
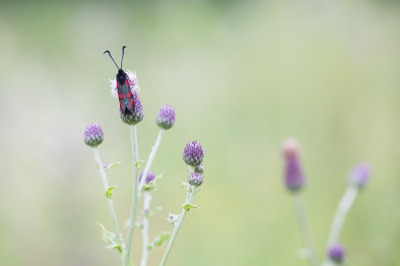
104, 46, 135, 115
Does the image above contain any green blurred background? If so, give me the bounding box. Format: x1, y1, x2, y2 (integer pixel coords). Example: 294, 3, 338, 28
1, 0, 400, 265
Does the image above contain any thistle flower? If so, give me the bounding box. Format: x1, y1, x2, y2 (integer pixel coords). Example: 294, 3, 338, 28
156, 105, 175, 130
139, 171, 156, 185
84, 123, 104, 148
110, 70, 140, 98
120, 91, 144, 125
328, 243, 345, 264
194, 164, 204, 174
188, 172, 203, 187
282, 138, 305, 192
183, 141, 204, 167
349, 163, 370, 188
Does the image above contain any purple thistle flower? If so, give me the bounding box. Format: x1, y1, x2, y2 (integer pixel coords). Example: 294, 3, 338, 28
282, 138, 305, 192
328, 243, 345, 264
120, 91, 144, 125
139, 171, 156, 185
156, 105, 175, 130
183, 141, 204, 167
349, 163, 370, 188
188, 172, 203, 187
194, 164, 204, 174
84, 123, 104, 148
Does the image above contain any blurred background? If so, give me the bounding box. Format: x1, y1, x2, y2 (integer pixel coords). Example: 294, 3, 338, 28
1, 0, 400, 265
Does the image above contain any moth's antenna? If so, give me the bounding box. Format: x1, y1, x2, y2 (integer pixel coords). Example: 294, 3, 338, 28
121, 46, 127, 69
103, 50, 119, 69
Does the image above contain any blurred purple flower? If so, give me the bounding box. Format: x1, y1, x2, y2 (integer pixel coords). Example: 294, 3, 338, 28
282, 138, 305, 192
349, 163, 370, 188
156, 105, 175, 130
139, 171, 156, 185
84, 123, 104, 148
328, 243, 345, 264
188, 172, 203, 187
183, 141, 204, 167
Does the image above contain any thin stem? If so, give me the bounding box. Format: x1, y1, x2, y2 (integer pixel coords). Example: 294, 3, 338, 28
138, 129, 165, 196
93, 148, 124, 264
125, 125, 140, 266
326, 185, 358, 247
293, 193, 319, 266
322, 260, 335, 266
159, 182, 195, 266
140, 191, 152, 266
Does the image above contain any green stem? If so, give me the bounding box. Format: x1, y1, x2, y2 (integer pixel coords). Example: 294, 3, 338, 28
140, 191, 152, 266
93, 148, 124, 264
293, 194, 319, 266
125, 125, 140, 266
138, 129, 164, 197
322, 185, 358, 266
159, 174, 195, 266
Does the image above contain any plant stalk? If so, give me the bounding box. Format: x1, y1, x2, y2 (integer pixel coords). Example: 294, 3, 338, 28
125, 125, 140, 266
293, 193, 319, 266
138, 129, 164, 196
159, 169, 195, 266
321, 185, 358, 266
326, 185, 358, 248
93, 148, 124, 264
140, 191, 152, 266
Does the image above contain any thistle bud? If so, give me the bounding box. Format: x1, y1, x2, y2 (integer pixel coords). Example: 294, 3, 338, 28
120, 91, 144, 125
183, 141, 204, 167
194, 164, 204, 174
139, 171, 156, 185
188, 172, 203, 187
156, 105, 175, 130
349, 163, 370, 188
282, 138, 305, 192
328, 243, 345, 264
84, 123, 104, 148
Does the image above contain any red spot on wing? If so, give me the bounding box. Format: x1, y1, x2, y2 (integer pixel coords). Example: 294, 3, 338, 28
126, 91, 132, 98
125, 80, 130, 87
129, 98, 134, 108
116, 82, 120, 89
118, 93, 124, 99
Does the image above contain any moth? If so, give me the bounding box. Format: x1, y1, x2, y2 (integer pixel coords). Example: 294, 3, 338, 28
104, 46, 135, 115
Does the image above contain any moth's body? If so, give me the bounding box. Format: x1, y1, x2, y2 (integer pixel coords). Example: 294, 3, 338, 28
116, 69, 135, 115
104, 46, 135, 115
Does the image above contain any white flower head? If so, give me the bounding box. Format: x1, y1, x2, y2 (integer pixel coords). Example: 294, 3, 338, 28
126, 70, 141, 93
109, 70, 140, 99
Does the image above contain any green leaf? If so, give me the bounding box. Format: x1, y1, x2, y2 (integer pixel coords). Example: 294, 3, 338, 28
135, 160, 145, 168
97, 223, 122, 253
183, 203, 197, 211
105, 186, 116, 199
107, 162, 122, 170
142, 181, 155, 191
146, 206, 162, 217
142, 174, 163, 191
150, 232, 171, 249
